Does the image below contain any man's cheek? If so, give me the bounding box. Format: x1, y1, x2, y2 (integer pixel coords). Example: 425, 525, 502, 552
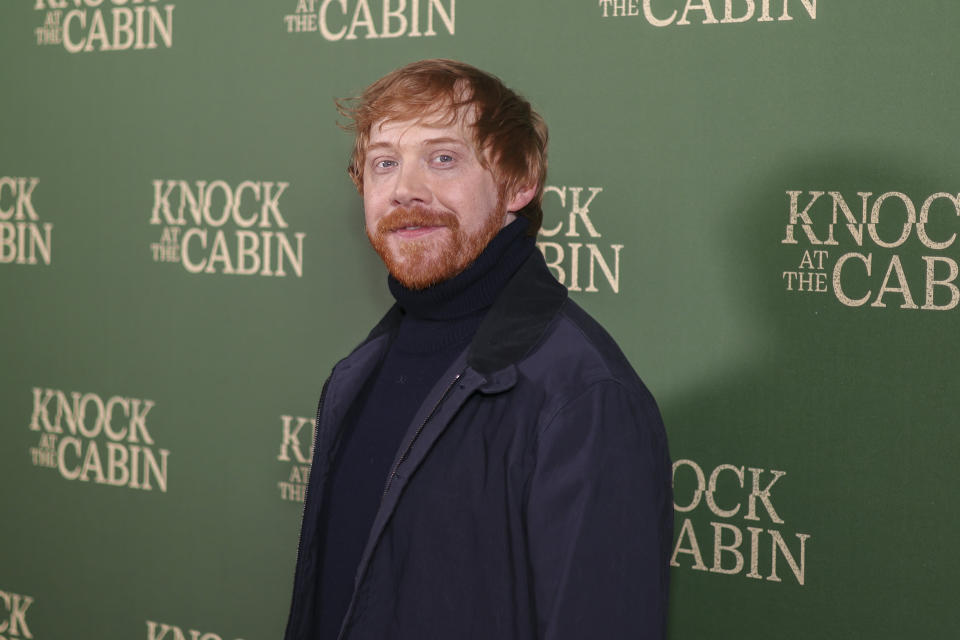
363, 210, 381, 231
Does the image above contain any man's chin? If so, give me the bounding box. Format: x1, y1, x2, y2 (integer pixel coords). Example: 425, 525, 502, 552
385, 251, 464, 290
389, 270, 444, 290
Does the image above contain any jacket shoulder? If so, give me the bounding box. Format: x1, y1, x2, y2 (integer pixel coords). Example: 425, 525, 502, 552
516, 298, 660, 424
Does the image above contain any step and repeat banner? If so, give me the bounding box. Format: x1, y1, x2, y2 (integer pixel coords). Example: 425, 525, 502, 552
2, 1, 958, 638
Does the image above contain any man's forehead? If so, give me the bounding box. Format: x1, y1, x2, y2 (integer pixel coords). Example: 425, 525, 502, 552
368, 115, 473, 146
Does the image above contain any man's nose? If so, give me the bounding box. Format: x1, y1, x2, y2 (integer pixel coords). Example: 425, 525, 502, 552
392, 163, 431, 206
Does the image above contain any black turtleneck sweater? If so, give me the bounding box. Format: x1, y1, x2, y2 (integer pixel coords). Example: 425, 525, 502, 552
315, 217, 535, 639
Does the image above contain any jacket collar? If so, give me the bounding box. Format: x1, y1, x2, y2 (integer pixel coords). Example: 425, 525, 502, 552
364, 250, 569, 375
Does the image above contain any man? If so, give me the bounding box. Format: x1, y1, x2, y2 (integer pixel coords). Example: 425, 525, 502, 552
285, 59, 672, 640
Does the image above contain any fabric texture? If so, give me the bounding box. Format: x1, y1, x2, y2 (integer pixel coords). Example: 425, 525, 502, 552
285, 249, 672, 640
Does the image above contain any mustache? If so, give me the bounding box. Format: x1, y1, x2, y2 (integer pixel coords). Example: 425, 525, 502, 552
377, 207, 459, 234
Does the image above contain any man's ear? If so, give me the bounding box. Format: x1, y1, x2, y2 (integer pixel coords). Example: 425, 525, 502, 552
505, 184, 537, 213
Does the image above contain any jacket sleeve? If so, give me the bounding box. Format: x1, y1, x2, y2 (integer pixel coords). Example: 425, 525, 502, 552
524, 379, 672, 640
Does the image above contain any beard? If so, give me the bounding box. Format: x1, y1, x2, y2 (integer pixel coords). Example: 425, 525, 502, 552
367, 203, 506, 290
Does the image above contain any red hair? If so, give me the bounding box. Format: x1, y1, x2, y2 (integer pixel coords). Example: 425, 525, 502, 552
338, 59, 549, 233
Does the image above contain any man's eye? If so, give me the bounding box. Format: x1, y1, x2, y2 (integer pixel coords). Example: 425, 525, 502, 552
433, 154, 454, 165
374, 159, 397, 169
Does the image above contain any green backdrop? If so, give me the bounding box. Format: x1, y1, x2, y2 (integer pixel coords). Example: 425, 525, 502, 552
3, 1, 958, 638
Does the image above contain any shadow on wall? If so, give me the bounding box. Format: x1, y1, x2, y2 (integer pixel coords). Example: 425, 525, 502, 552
663, 148, 960, 639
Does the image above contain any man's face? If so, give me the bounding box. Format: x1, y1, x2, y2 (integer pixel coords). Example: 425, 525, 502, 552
362, 114, 513, 290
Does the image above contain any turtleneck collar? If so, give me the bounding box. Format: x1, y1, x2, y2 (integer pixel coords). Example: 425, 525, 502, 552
382, 217, 536, 355
388, 216, 535, 321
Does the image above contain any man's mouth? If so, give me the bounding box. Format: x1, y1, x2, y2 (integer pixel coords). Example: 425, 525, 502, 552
392, 225, 444, 237
377, 207, 459, 238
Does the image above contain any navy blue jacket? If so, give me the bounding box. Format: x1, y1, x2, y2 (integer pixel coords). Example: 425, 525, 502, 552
285, 251, 672, 639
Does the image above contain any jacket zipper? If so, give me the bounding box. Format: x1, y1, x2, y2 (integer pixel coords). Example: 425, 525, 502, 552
381, 370, 463, 500
338, 371, 465, 640
294, 368, 464, 638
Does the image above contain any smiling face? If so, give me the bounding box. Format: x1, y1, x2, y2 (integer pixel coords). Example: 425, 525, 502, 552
362, 113, 531, 289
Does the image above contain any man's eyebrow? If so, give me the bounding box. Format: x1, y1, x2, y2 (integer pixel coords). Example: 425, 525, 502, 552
367, 137, 469, 152
421, 137, 468, 147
